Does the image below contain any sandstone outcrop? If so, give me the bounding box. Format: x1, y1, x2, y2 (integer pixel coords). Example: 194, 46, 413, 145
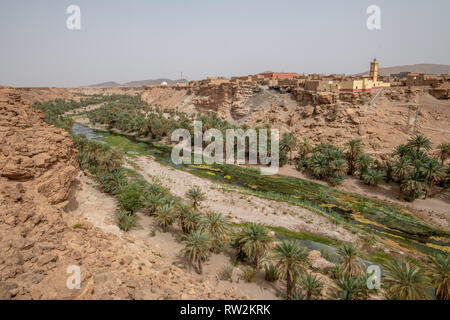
0, 87, 244, 300
307, 250, 335, 271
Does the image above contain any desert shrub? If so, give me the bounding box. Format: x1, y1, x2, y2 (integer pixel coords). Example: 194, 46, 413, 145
291, 289, 305, 300
143, 193, 164, 216
146, 182, 168, 196
264, 263, 280, 282
97, 169, 127, 195
327, 265, 342, 279
154, 204, 176, 232
221, 264, 234, 282
158, 195, 178, 207
117, 183, 143, 214
115, 211, 137, 232
242, 267, 257, 283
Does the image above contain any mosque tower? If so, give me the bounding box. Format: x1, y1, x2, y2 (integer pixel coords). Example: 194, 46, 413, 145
370, 58, 379, 82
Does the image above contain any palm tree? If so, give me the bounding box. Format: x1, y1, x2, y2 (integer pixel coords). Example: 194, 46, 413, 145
422, 159, 445, 198
309, 154, 328, 179
181, 230, 212, 274
383, 259, 430, 300
437, 142, 450, 165
393, 144, 409, 158
345, 139, 363, 175
383, 160, 394, 183
329, 274, 366, 300
182, 210, 202, 235
407, 135, 432, 153
427, 253, 449, 300
144, 193, 163, 215
176, 202, 192, 233
272, 240, 308, 299
337, 244, 363, 277
154, 204, 176, 232
401, 173, 425, 201
300, 273, 323, 300
186, 186, 205, 210
233, 223, 274, 268
356, 154, 372, 179
280, 132, 297, 163
330, 159, 348, 178
297, 138, 313, 160
393, 157, 413, 197
200, 212, 232, 252
362, 169, 384, 187
97, 147, 123, 173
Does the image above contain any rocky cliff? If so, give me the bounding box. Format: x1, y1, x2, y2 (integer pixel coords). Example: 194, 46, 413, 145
0, 87, 244, 300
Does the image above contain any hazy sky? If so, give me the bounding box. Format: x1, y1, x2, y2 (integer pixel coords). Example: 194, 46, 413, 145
1, 0, 449, 87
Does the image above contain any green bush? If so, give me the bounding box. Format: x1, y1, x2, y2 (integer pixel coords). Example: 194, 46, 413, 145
362, 169, 384, 186
242, 267, 257, 283
143, 193, 164, 216
221, 264, 234, 282
97, 169, 127, 195
154, 204, 176, 232
264, 263, 280, 282
117, 183, 143, 213
115, 211, 137, 232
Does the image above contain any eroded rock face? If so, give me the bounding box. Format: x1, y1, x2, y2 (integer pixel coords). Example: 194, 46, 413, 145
307, 250, 335, 271
429, 88, 450, 100
0, 88, 77, 190
0, 87, 245, 300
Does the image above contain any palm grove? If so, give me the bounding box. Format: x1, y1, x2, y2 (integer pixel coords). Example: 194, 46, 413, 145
286, 134, 449, 202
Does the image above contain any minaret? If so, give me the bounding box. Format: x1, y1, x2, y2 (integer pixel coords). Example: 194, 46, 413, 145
370, 58, 379, 82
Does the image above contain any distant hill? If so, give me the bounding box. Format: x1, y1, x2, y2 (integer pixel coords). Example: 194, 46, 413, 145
88, 81, 121, 87
355, 64, 450, 76
88, 79, 188, 87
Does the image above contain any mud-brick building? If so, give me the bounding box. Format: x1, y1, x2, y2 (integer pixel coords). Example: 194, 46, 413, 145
259, 72, 298, 80
305, 80, 339, 92
339, 58, 391, 92
405, 73, 440, 87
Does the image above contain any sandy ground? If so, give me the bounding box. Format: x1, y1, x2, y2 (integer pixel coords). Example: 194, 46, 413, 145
69, 173, 282, 299
129, 156, 358, 243
277, 165, 450, 231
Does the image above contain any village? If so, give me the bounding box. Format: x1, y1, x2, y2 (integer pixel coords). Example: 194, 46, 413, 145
158, 59, 450, 101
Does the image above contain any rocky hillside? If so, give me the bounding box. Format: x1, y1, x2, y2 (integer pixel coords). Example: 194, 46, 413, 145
141, 84, 450, 157
0, 87, 244, 300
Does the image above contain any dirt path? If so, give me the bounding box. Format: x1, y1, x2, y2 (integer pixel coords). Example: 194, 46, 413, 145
129, 156, 358, 243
